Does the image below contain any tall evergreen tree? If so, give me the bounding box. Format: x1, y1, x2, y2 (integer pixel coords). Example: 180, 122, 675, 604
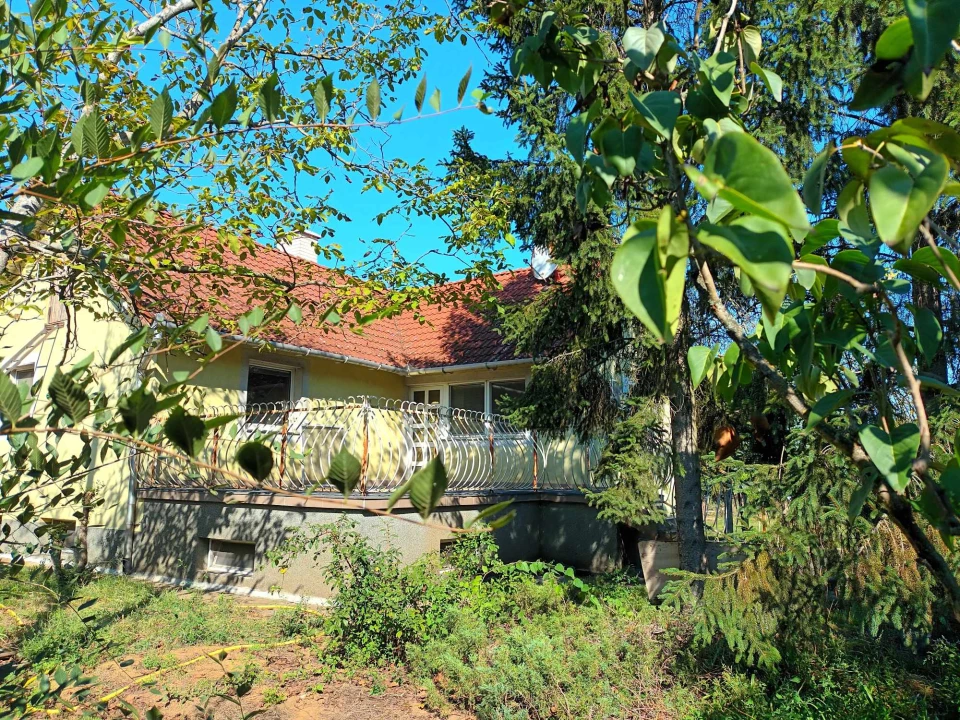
450, 0, 960, 580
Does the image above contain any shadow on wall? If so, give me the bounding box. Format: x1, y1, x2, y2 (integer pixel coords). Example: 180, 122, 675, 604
131, 493, 619, 599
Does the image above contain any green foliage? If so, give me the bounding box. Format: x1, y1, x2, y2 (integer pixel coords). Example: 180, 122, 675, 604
586, 401, 670, 527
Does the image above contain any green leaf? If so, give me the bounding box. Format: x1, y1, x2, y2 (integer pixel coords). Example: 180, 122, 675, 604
906, 0, 960, 74
876, 17, 914, 60
187, 314, 209, 334
912, 245, 960, 290
802, 141, 834, 215
859, 423, 921, 493
163, 406, 208, 458
465, 500, 514, 529
611, 222, 667, 342
117, 387, 158, 436
622, 24, 665, 77
149, 87, 173, 140
205, 326, 223, 352
848, 470, 876, 520
701, 52, 738, 106
457, 66, 472, 105
0, 370, 23, 423
741, 26, 762, 66
326, 448, 362, 497
749, 62, 783, 102
83, 109, 110, 158
312, 75, 334, 119
805, 390, 854, 430
687, 132, 811, 241
48, 369, 90, 424
688, 345, 718, 390
912, 305, 942, 364
698, 217, 794, 321
258, 73, 282, 121
11, 156, 44, 181
386, 477, 412, 511
236, 442, 273, 481
869, 145, 947, 252
656, 206, 689, 338
414, 75, 427, 113
210, 84, 238, 129
408, 455, 448, 519
286, 304, 302, 324
428, 88, 441, 112
365, 78, 381, 121
108, 326, 150, 364
630, 91, 681, 139
599, 126, 643, 176
565, 112, 590, 164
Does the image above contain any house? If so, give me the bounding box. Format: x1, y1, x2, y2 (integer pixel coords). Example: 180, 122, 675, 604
1, 230, 617, 599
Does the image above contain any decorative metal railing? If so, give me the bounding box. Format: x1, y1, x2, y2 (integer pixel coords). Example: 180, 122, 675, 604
138, 396, 605, 495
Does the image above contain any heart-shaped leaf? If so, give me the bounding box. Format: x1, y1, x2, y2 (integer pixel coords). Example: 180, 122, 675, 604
163, 406, 208, 458
408, 455, 448, 518
858, 423, 921, 492
236, 441, 274, 481
326, 448, 362, 496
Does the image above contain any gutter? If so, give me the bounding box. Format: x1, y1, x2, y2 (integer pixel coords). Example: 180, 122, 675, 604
222, 334, 532, 376
223, 335, 407, 375
405, 358, 533, 375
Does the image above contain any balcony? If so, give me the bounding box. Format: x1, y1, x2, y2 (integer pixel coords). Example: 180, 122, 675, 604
137, 396, 604, 495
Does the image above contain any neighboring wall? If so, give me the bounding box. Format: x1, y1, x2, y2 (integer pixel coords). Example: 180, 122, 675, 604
0, 294, 140, 552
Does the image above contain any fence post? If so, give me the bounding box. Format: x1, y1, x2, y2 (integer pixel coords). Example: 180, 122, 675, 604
278, 407, 289, 488
724, 486, 734, 534
532, 430, 539, 491
360, 397, 370, 495
488, 419, 495, 480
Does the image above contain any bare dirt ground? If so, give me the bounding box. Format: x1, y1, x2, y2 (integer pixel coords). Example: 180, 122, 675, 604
91, 636, 472, 720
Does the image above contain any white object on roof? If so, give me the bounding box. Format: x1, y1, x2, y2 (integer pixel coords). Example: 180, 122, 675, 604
531, 245, 557, 280
277, 230, 321, 263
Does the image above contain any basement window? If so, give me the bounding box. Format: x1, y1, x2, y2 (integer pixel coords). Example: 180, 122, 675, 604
207, 538, 255, 575
9, 364, 35, 392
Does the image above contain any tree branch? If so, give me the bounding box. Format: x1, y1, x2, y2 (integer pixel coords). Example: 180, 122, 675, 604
106, 0, 198, 65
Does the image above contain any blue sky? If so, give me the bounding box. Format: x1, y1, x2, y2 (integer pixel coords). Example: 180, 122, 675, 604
322, 13, 528, 277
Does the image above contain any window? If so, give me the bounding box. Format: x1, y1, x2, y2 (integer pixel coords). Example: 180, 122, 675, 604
449, 383, 485, 413
412, 388, 441, 405
9, 365, 34, 392
246, 365, 293, 407
491, 379, 525, 414
207, 538, 255, 574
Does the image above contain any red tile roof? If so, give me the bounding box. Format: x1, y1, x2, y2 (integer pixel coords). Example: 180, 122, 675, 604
134, 228, 559, 370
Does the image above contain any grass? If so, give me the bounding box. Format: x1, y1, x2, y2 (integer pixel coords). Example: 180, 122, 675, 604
3, 535, 960, 719
1, 572, 321, 675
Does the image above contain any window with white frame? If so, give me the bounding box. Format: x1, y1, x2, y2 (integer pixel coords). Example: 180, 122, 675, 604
246, 364, 293, 406
490, 379, 526, 414
206, 538, 255, 574
8, 364, 35, 392
420, 378, 527, 416
449, 383, 485, 413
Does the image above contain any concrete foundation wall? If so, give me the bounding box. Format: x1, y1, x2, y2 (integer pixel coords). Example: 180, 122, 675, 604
130, 491, 617, 598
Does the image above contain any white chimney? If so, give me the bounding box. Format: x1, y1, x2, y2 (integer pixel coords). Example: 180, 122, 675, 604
277, 230, 320, 263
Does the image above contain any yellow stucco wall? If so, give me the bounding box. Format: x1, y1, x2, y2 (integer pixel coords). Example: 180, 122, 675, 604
3, 295, 591, 544
0, 294, 141, 531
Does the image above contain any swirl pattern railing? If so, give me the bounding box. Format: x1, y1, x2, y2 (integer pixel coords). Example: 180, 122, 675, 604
137, 396, 604, 495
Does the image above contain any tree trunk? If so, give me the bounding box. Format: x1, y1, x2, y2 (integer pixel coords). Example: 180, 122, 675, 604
670, 315, 707, 583
75, 492, 93, 573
